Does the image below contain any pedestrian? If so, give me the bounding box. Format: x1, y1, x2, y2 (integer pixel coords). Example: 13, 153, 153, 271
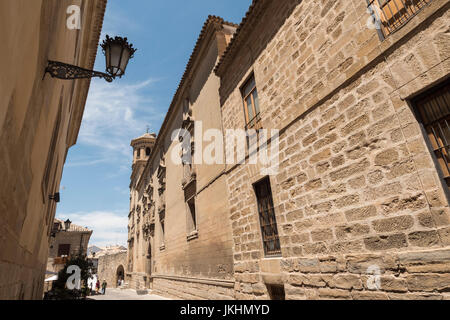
102, 279, 107, 295
96, 279, 100, 294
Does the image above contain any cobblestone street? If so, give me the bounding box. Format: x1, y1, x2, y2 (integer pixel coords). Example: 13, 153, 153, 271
88, 289, 171, 301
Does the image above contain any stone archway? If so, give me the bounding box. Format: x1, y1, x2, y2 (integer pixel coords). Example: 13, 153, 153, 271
116, 265, 125, 288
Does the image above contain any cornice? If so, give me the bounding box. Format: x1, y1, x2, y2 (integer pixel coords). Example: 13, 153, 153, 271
67, 0, 108, 148
215, 0, 269, 76
139, 16, 237, 185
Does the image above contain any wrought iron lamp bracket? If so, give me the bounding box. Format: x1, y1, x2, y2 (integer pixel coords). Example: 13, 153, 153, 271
45, 60, 114, 82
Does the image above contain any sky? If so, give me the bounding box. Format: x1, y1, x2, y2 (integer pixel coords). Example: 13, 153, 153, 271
56, 0, 252, 248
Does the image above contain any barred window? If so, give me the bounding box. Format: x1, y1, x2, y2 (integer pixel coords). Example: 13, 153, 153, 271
368, 0, 432, 38
254, 177, 281, 257
412, 80, 450, 191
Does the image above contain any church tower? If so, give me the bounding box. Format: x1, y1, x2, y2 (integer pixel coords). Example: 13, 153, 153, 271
131, 132, 156, 167
128, 131, 156, 284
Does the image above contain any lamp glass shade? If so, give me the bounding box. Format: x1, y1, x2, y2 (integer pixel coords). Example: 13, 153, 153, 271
109, 42, 124, 77
119, 47, 131, 75
101, 35, 136, 78
64, 219, 72, 230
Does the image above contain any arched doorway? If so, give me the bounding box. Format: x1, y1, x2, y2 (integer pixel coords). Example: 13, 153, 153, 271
116, 265, 125, 288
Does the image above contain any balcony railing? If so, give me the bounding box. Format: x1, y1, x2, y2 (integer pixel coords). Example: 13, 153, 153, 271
368, 0, 432, 38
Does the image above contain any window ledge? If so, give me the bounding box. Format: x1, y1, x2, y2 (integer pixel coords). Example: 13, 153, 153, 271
187, 230, 198, 241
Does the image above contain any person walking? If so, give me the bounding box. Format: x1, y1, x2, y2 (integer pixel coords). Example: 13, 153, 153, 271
95, 279, 100, 295
102, 279, 107, 295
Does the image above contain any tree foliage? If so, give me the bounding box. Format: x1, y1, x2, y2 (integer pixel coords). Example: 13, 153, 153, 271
45, 254, 93, 300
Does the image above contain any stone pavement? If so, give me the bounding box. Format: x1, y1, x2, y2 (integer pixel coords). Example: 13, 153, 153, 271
88, 288, 171, 300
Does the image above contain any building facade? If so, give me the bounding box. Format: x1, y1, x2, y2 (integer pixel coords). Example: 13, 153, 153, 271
128, 0, 450, 300
47, 219, 92, 275
0, 0, 107, 299
127, 17, 238, 299
97, 249, 127, 289
216, 0, 450, 299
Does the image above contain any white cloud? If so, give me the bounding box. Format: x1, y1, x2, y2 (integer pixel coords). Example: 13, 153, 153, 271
68, 78, 162, 168
57, 211, 128, 247
65, 157, 110, 168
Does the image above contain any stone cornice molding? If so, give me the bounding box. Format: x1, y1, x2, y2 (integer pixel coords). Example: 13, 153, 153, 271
67, 0, 108, 148
139, 16, 237, 186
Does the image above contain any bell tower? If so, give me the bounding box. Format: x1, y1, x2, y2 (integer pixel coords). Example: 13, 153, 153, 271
131, 132, 156, 166
128, 132, 156, 278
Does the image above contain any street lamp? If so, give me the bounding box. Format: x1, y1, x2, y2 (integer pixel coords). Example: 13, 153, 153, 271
45, 35, 137, 83
64, 219, 72, 231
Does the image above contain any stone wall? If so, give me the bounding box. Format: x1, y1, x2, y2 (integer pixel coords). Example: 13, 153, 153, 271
277, 248, 450, 300
97, 252, 127, 288
218, 0, 450, 299
0, 0, 106, 300
152, 276, 235, 300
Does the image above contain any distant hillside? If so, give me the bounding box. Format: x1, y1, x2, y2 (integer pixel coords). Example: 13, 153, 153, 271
87, 245, 103, 255
88, 245, 126, 257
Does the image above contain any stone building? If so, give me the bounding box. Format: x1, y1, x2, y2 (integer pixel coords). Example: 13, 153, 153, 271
88, 245, 126, 275
127, 16, 238, 299
46, 219, 93, 275
215, 0, 450, 299
0, 0, 106, 299
128, 0, 450, 300
97, 249, 127, 289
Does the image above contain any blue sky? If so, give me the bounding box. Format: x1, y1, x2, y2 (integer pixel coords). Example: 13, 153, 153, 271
56, 0, 252, 247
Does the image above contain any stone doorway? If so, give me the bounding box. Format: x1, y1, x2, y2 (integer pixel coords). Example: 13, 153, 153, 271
116, 265, 125, 288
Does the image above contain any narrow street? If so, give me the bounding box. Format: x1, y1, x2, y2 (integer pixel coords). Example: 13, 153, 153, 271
88, 289, 171, 301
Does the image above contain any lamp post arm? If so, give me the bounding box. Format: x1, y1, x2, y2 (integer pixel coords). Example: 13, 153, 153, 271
45, 60, 114, 82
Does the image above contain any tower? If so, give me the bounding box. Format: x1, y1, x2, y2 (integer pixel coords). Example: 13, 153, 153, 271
128, 132, 156, 283
131, 132, 156, 166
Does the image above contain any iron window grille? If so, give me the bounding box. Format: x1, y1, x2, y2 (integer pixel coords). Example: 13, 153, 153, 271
254, 178, 281, 257
412, 80, 450, 191
367, 0, 432, 39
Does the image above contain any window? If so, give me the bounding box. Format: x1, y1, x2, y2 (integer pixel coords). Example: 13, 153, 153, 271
267, 284, 286, 300
158, 156, 166, 250
184, 179, 197, 239
368, 0, 432, 39
52, 222, 61, 234
186, 198, 197, 239
241, 74, 262, 130
412, 80, 450, 191
58, 244, 71, 257
137, 148, 141, 158
160, 219, 165, 250
254, 177, 281, 257
146, 147, 151, 156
